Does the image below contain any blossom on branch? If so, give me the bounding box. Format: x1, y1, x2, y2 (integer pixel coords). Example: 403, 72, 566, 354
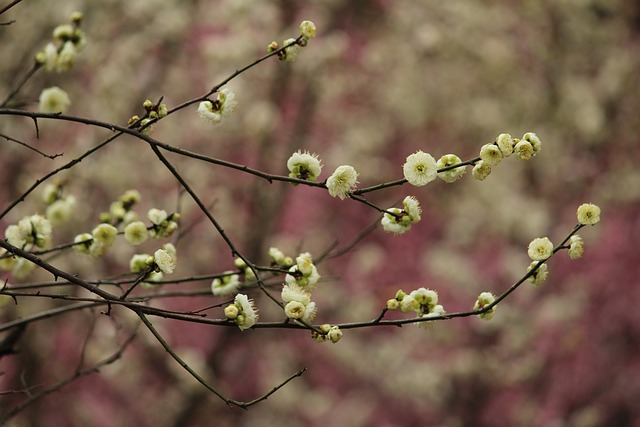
403, 150, 437, 186
474, 292, 497, 320
436, 154, 466, 183
197, 88, 237, 125
577, 203, 601, 225
39, 87, 71, 113
326, 165, 358, 199
287, 150, 322, 182
528, 237, 553, 261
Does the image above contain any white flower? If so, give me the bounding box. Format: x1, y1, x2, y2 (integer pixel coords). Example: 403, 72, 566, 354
39, 86, 71, 113
326, 165, 358, 199
479, 143, 503, 166
381, 209, 411, 235
302, 302, 317, 322
514, 140, 534, 160
436, 154, 466, 183
154, 248, 176, 274
300, 20, 317, 39
268, 247, 286, 265
43, 42, 58, 71
400, 294, 419, 313
285, 262, 321, 289
527, 237, 554, 261
218, 88, 238, 116
522, 132, 542, 154
211, 271, 241, 296
9, 215, 52, 248
326, 326, 343, 343
474, 292, 497, 320
403, 150, 437, 186
284, 300, 306, 319
496, 133, 514, 157
197, 101, 222, 124
281, 283, 311, 305
287, 150, 322, 181
46, 196, 76, 226
92, 223, 118, 247
56, 41, 76, 72
411, 288, 438, 312
576, 203, 601, 225
5, 225, 26, 248
147, 208, 168, 225
124, 221, 149, 246
282, 38, 300, 62
197, 88, 237, 124
402, 196, 421, 223
130, 253, 151, 273
73, 233, 93, 255
234, 294, 259, 330
472, 160, 492, 181
527, 261, 548, 286
295, 252, 315, 276
568, 235, 584, 259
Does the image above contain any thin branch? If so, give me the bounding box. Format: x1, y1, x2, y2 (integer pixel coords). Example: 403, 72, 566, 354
137, 310, 306, 409
0, 132, 63, 158
0, 328, 137, 425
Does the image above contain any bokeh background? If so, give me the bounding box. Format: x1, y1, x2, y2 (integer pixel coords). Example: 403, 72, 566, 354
1, 0, 640, 426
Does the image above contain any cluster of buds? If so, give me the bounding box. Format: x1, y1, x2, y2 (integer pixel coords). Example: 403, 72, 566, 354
35, 11, 86, 73
387, 288, 446, 326
311, 324, 343, 343
268, 20, 317, 62
224, 294, 259, 330
129, 99, 168, 135
42, 182, 76, 226
472, 132, 542, 181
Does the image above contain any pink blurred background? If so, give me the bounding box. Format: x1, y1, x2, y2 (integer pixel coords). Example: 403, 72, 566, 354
1, 1, 640, 426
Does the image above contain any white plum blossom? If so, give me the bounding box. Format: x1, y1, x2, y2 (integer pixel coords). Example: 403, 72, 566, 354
326, 165, 358, 199
39, 86, 71, 113
403, 150, 437, 186
576, 203, 601, 225
287, 150, 322, 182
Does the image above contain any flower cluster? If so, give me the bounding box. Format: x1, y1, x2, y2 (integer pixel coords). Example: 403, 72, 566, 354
42, 182, 76, 226
387, 288, 445, 325
287, 150, 322, 182
381, 196, 422, 235
472, 132, 542, 181
5, 214, 52, 249
282, 283, 317, 323
285, 252, 321, 289
311, 324, 343, 344
268, 20, 317, 62
211, 271, 242, 296
129, 244, 177, 287
224, 294, 259, 331
474, 292, 497, 320
197, 88, 237, 125
101, 190, 142, 225
268, 247, 291, 266
35, 11, 86, 73
147, 208, 180, 239
128, 99, 168, 135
